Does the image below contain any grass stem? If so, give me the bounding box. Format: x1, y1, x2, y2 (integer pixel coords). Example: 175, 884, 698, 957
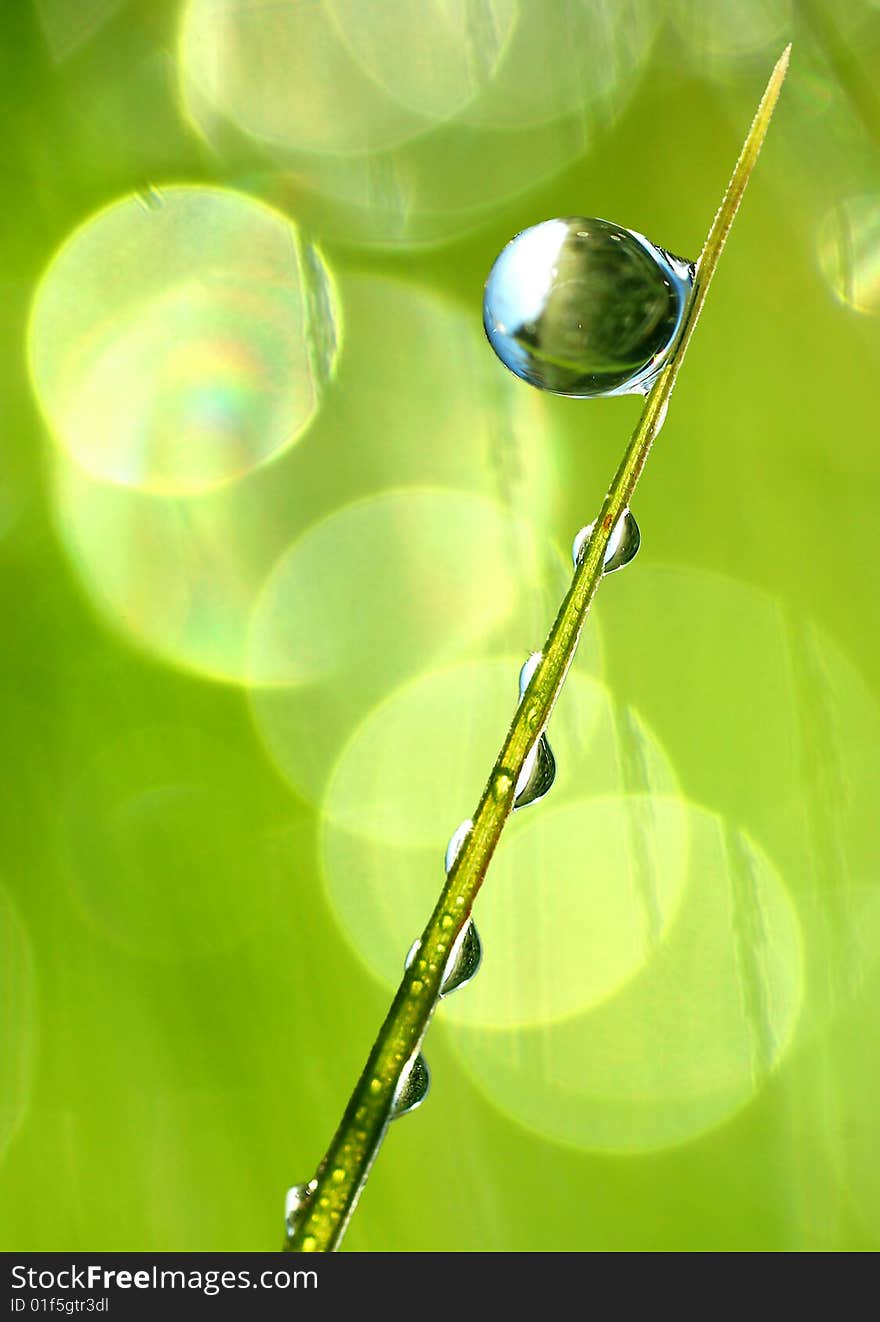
284, 45, 790, 1254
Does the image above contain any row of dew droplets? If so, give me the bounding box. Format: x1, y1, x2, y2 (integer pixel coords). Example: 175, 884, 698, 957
283, 505, 640, 1241
280, 46, 795, 1239
389, 505, 642, 1117
284, 205, 677, 1241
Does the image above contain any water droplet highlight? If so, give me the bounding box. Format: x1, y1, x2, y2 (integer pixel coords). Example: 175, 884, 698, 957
518, 651, 542, 698
285, 1179, 317, 1236
484, 216, 694, 397
440, 919, 483, 997
444, 818, 473, 873
390, 1053, 430, 1119
404, 937, 421, 970
572, 508, 641, 574
514, 734, 557, 810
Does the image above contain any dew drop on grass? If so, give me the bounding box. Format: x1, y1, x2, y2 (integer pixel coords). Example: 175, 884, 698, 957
284, 1179, 317, 1237
390, 1053, 430, 1119
572, 507, 641, 573
518, 651, 542, 697
440, 919, 483, 998
404, 937, 421, 970
484, 216, 694, 397
444, 818, 473, 872
513, 733, 557, 809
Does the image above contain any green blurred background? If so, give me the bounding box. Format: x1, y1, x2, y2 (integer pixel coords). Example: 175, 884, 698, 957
2, 0, 880, 1252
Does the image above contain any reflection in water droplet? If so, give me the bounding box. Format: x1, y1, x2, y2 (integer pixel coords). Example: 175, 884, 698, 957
572, 508, 641, 573
284, 1179, 317, 1236
484, 217, 694, 397
514, 734, 557, 810
390, 1053, 430, 1119
440, 920, 483, 998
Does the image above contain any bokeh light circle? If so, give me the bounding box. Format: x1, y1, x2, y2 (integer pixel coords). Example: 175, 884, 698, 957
668, 0, 792, 73
181, 2, 659, 248
325, 0, 518, 124
0, 883, 38, 1160
321, 658, 686, 1027
51, 273, 554, 685
248, 493, 564, 807
818, 195, 880, 316
595, 565, 880, 1026
454, 0, 660, 132
29, 185, 338, 493
180, 0, 455, 158
448, 803, 804, 1152
60, 728, 285, 961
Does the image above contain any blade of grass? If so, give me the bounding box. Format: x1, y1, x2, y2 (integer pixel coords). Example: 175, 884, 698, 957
284, 45, 791, 1254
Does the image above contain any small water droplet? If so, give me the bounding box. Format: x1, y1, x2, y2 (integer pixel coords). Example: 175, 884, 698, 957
285, 1179, 317, 1236
513, 734, 557, 809
390, 1053, 430, 1119
518, 651, 542, 698
369, 1077, 382, 1095
492, 770, 514, 802
404, 937, 421, 970
331, 1167, 345, 1185
440, 919, 483, 997
445, 819, 473, 873
441, 913, 454, 930
410, 979, 424, 995
572, 508, 640, 573
484, 217, 694, 397
301, 1236, 317, 1253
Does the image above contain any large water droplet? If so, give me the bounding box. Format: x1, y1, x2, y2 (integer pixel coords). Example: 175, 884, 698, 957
390, 1053, 430, 1119
285, 1179, 317, 1236
514, 733, 557, 809
572, 508, 641, 573
484, 217, 693, 397
440, 919, 483, 997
